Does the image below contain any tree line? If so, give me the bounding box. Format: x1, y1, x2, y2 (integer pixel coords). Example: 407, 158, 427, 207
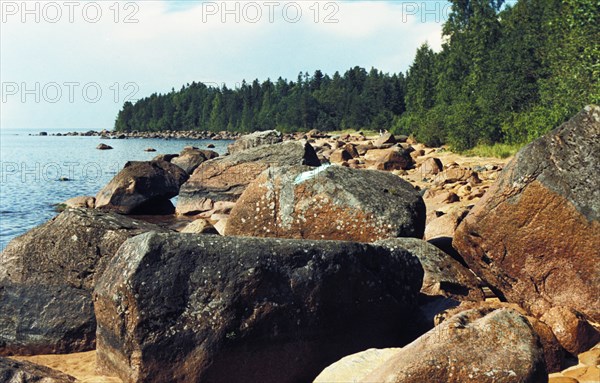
114, 0, 598, 151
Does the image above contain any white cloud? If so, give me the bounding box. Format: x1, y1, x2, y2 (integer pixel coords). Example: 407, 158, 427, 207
0, 0, 447, 130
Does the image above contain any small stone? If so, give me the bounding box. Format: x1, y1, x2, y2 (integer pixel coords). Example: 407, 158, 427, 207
180, 219, 214, 234
97, 143, 113, 150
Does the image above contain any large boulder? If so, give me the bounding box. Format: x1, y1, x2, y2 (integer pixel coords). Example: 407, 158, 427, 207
224, 165, 426, 242
0, 283, 95, 356
438, 301, 567, 373
95, 160, 188, 215
94, 232, 423, 383
0, 357, 76, 383
0, 208, 165, 290
453, 106, 600, 323
342, 308, 548, 383
177, 141, 320, 215
227, 130, 283, 154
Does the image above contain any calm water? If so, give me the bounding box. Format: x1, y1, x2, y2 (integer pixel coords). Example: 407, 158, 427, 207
0, 131, 232, 251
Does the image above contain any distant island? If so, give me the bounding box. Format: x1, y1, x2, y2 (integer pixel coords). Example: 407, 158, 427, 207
114, 0, 598, 153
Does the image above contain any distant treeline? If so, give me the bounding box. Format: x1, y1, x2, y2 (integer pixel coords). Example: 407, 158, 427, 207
114, 0, 598, 150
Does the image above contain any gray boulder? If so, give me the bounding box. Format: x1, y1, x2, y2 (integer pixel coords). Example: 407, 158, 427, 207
0, 209, 165, 355
0, 208, 165, 290
227, 130, 282, 154
94, 232, 423, 383
177, 141, 320, 215
225, 165, 425, 242
0, 283, 95, 356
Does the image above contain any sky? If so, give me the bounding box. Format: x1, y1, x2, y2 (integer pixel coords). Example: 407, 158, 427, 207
0, 0, 452, 131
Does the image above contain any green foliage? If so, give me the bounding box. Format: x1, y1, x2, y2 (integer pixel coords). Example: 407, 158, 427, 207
464, 142, 524, 158
114, 68, 406, 134
114, 0, 598, 151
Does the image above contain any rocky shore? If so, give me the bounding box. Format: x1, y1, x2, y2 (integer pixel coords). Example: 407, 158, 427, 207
36, 130, 241, 141
3, 106, 599, 383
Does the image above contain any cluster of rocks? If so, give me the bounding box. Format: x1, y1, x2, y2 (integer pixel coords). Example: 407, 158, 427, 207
2, 106, 599, 382
40, 130, 241, 140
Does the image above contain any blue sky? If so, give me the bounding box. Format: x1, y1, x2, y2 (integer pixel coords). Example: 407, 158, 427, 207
1, 1, 451, 131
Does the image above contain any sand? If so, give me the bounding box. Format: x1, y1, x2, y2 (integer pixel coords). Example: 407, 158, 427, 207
11, 351, 122, 383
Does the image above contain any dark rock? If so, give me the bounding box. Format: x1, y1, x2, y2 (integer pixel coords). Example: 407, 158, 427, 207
144, 147, 157, 152
152, 153, 179, 162
375, 238, 484, 301
0, 357, 76, 382
177, 141, 320, 215
38, 132, 48, 136
225, 165, 425, 242
97, 143, 113, 150
0, 208, 165, 291
95, 160, 188, 215
453, 106, 600, 323
228, 130, 282, 154
94, 232, 423, 383
0, 283, 95, 356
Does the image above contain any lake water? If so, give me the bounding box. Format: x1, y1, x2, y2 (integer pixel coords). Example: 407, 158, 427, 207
0, 130, 232, 251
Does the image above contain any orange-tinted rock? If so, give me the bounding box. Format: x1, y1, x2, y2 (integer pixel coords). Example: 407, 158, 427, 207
417, 157, 443, 176
329, 148, 353, 164
438, 301, 566, 373
362, 307, 548, 383
224, 165, 425, 242
433, 167, 475, 185
454, 106, 600, 324
364, 148, 413, 171
374, 132, 397, 147
540, 306, 600, 355
424, 206, 470, 240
